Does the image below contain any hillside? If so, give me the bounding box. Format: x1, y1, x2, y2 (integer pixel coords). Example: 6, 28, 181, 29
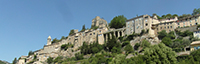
0, 60, 10, 64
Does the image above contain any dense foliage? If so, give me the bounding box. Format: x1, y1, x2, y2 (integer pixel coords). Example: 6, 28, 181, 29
69, 29, 75, 35
109, 15, 127, 29
61, 43, 74, 50
81, 42, 103, 55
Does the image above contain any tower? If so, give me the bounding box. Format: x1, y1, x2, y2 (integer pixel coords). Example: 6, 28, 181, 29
47, 36, 51, 45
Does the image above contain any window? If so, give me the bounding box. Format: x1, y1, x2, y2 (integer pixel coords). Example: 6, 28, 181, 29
165, 27, 166, 29
90, 33, 92, 35
137, 26, 139, 29
99, 30, 101, 32
190, 20, 192, 22
93, 33, 95, 35
127, 22, 129, 24
132, 20, 134, 23
171, 26, 172, 28
183, 22, 185, 24
190, 24, 192, 26
195, 19, 197, 21
160, 27, 162, 29
98, 34, 102, 36
178, 26, 180, 28
145, 20, 147, 22
146, 23, 148, 26
178, 23, 180, 25
169, 30, 171, 32
184, 25, 185, 27
168, 26, 169, 28
194, 47, 196, 50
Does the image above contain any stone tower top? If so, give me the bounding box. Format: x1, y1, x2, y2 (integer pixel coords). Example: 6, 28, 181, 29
47, 36, 52, 45
48, 36, 51, 39
91, 16, 108, 28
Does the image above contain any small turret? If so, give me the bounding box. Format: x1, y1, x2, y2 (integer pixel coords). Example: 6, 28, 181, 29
47, 36, 51, 45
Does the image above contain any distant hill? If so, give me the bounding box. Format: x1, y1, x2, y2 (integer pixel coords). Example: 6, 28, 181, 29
0, 60, 10, 64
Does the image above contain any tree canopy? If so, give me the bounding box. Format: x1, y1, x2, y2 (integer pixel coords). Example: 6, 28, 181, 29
192, 8, 200, 15
69, 29, 75, 35
109, 15, 127, 29
143, 43, 177, 64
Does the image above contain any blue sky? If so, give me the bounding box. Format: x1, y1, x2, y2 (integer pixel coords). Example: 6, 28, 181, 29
0, 0, 200, 63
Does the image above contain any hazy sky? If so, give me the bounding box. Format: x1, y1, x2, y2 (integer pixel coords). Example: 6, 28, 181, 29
0, 0, 200, 62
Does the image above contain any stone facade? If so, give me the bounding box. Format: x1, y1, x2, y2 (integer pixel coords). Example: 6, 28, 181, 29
18, 14, 200, 64
92, 16, 108, 28
176, 14, 200, 28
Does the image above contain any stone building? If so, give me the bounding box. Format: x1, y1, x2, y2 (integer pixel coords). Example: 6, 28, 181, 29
153, 17, 178, 33
92, 16, 108, 28
190, 41, 200, 51
126, 14, 159, 37
176, 14, 200, 28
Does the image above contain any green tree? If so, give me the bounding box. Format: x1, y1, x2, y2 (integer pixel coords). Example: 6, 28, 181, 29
182, 39, 190, 47
109, 54, 126, 64
47, 57, 53, 64
109, 15, 127, 29
161, 37, 172, 46
69, 29, 75, 35
158, 30, 168, 39
52, 38, 59, 43
81, 24, 86, 32
143, 43, 177, 64
141, 40, 150, 48
124, 44, 134, 54
28, 51, 34, 56
192, 8, 200, 15
53, 56, 63, 63
12, 58, 17, 64
33, 54, 37, 60
75, 53, 84, 60
134, 43, 140, 50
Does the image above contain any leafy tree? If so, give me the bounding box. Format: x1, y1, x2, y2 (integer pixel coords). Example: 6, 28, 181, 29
161, 37, 172, 46
80, 24, 86, 32
134, 43, 140, 50
28, 51, 34, 56
192, 8, 200, 15
190, 49, 200, 62
140, 29, 145, 35
109, 54, 126, 64
75, 53, 84, 60
172, 14, 178, 18
124, 44, 134, 54
105, 33, 122, 53
167, 31, 175, 39
53, 56, 63, 63
178, 14, 192, 18
12, 58, 17, 64
122, 41, 130, 47
33, 54, 37, 60
141, 40, 150, 48
109, 15, 127, 29
143, 43, 177, 64
182, 39, 190, 47
51, 38, 59, 43
158, 30, 168, 39
47, 57, 53, 64
69, 29, 75, 35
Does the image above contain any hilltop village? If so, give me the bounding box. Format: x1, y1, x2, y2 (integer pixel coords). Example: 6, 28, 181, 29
17, 14, 200, 64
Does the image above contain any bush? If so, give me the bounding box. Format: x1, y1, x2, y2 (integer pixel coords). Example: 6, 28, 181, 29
124, 44, 134, 54
122, 41, 130, 47
141, 40, 150, 48
161, 37, 172, 46
134, 43, 140, 50
75, 53, 84, 60
47, 57, 53, 64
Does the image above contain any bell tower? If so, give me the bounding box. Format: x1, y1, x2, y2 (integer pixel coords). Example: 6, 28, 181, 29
47, 36, 51, 45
